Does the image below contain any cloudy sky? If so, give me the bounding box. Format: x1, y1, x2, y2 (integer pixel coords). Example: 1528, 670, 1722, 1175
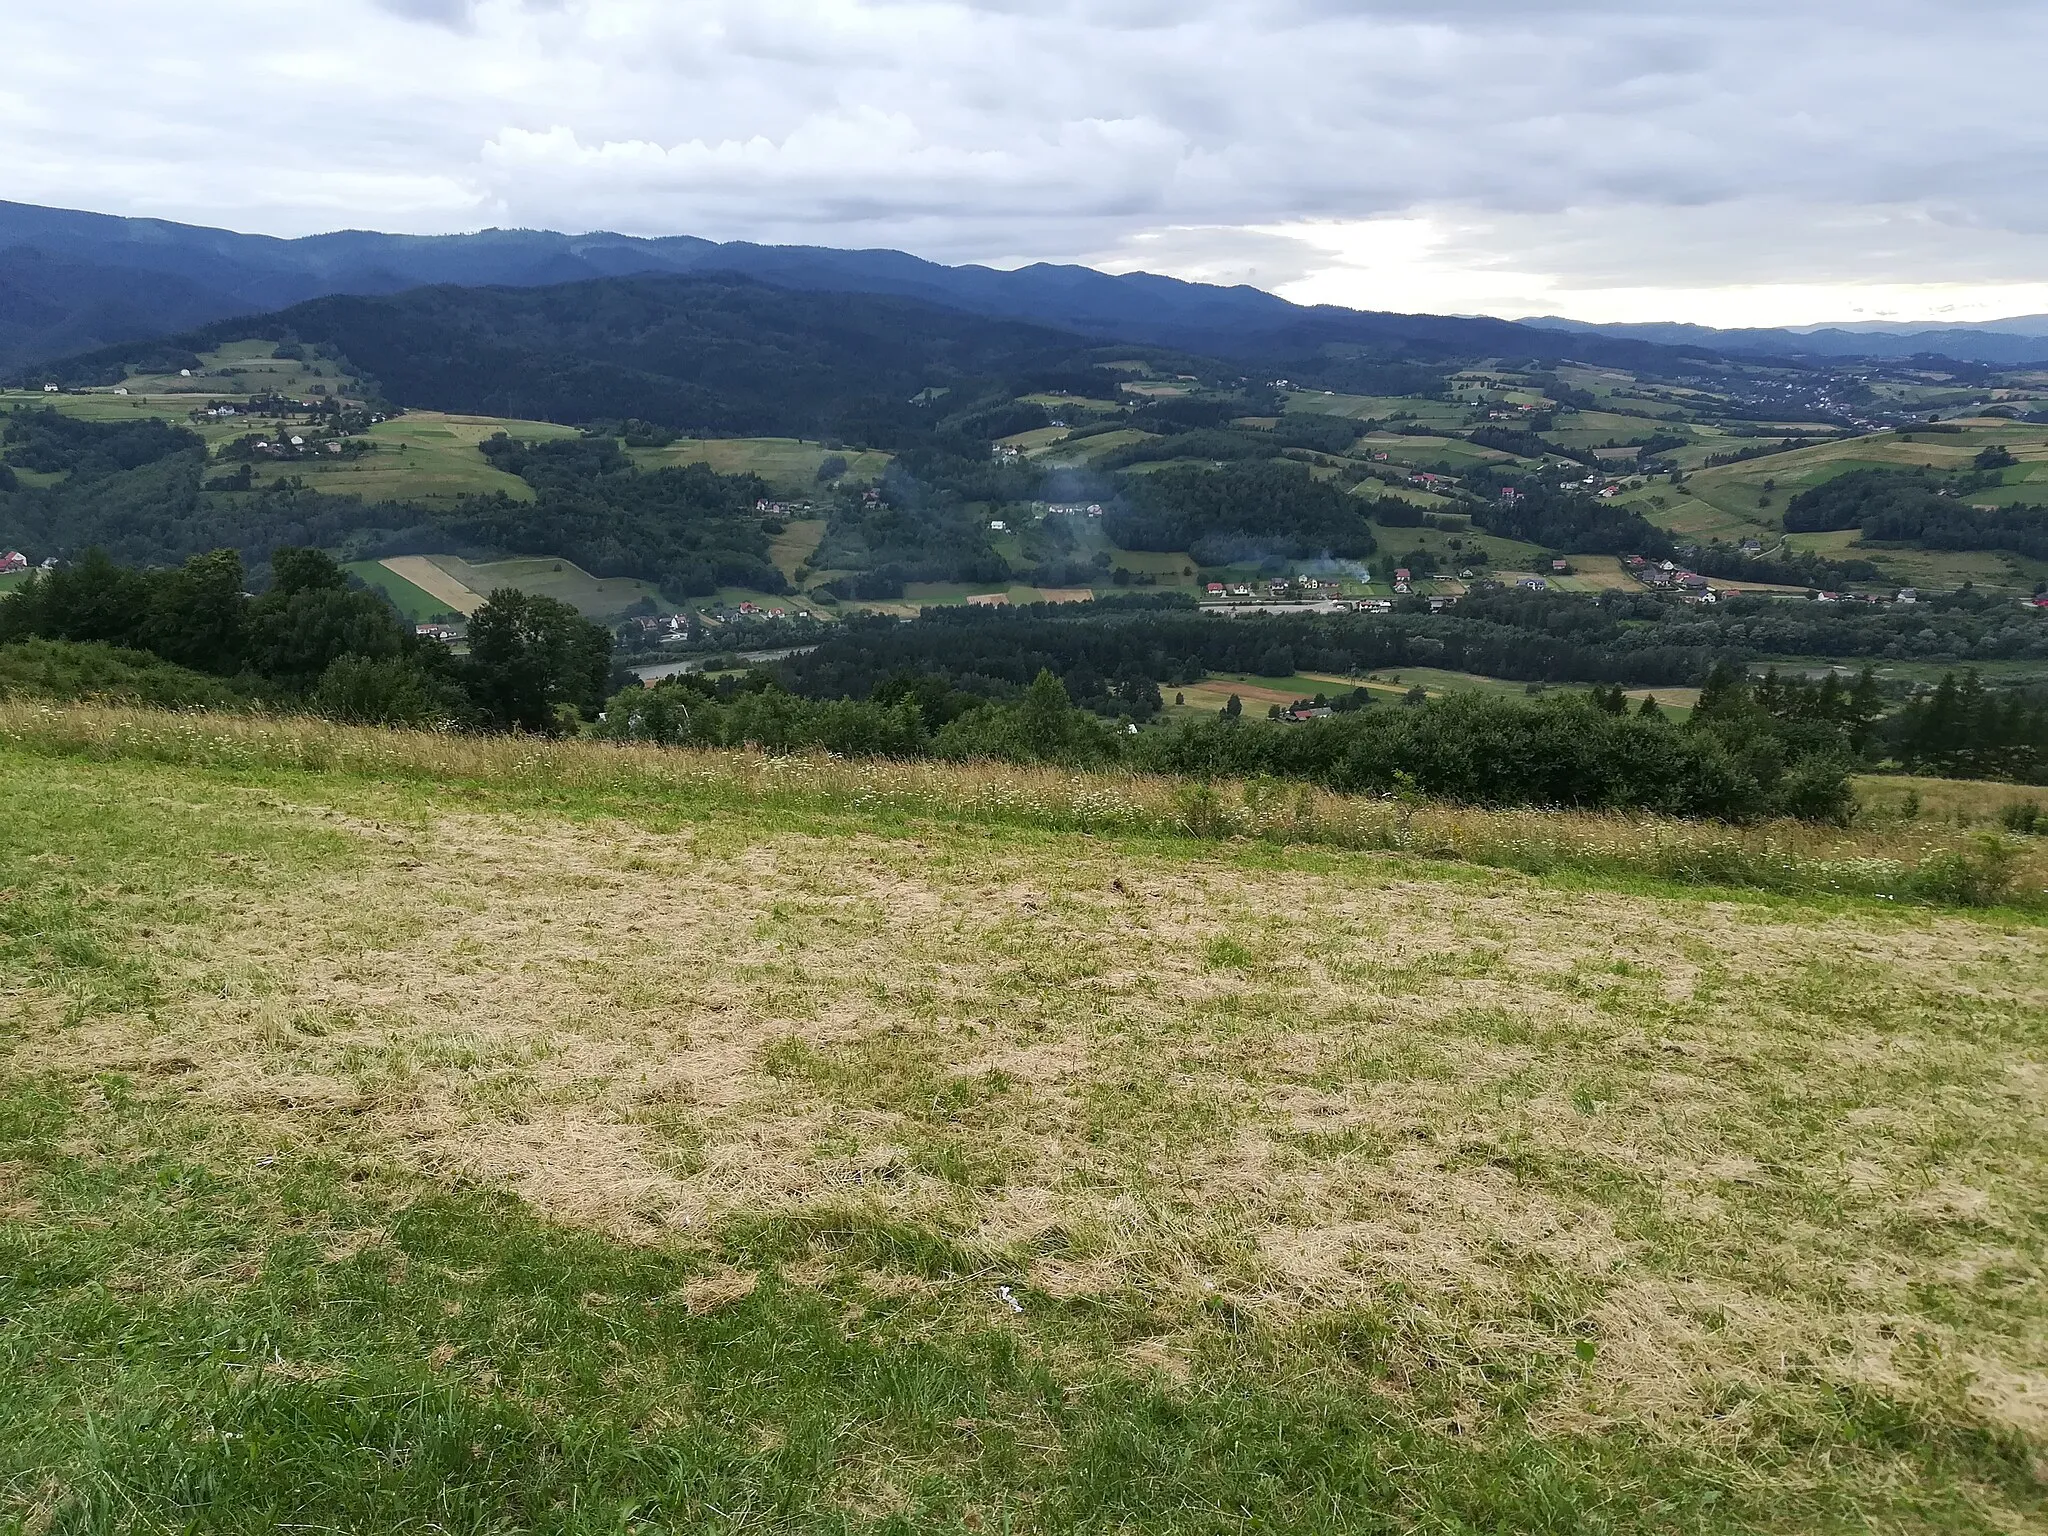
6, 0, 2045, 326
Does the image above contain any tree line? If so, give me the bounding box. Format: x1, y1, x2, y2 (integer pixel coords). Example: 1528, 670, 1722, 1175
0, 547, 614, 734
600, 665, 1858, 823
1785, 468, 2048, 561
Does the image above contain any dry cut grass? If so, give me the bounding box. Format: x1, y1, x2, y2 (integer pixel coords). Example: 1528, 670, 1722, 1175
7, 733, 2045, 1484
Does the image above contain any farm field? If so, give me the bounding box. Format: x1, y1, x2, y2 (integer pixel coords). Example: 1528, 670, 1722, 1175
768, 518, 829, 585
344, 560, 463, 623
377, 556, 488, 617
0, 706, 2042, 1532
261, 413, 582, 503
420, 554, 671, 619
626, 437, 890, 493
1174, 667, 1705, 718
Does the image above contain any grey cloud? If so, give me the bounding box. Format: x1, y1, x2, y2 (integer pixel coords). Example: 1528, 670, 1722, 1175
5, 0, 2047, 319
370, 0, 477, 25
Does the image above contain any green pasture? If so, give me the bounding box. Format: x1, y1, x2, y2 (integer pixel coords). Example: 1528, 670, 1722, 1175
250, 413, 579, 503
627, 437, 890, 494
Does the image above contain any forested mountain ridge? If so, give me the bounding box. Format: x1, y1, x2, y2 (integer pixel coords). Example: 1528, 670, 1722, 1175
2, 197, 1715, 374
29, 275, 1096, 440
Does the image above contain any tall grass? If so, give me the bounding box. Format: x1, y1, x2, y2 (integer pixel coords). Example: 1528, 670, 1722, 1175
2, 699, 2041, 910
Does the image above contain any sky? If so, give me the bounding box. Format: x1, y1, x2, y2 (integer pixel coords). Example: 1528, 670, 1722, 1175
6, 0, 2047, 328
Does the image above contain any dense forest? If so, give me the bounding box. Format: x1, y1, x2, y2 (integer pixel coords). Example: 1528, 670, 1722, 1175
1105, 459, 1377, 563
34, 275, 1101, 442
778, 586, 2048, 710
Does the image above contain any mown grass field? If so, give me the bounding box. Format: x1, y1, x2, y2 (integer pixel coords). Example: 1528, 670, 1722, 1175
256, 413, 584, 503
627, 438, 891, 493
1, 703, 2043, 1533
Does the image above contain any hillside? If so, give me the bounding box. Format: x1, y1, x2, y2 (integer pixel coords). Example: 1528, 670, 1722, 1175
28, 274, 1098, 440
1, 701, 2043, 1533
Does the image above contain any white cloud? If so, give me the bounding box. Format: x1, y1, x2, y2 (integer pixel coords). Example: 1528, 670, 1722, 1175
5, 0, 2048, 325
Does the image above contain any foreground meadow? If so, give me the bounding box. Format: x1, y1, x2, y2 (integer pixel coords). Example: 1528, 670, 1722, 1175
1, 705, 2044, 1533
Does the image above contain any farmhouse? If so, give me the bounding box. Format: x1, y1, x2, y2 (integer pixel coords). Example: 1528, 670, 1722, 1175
0, 551, 28, 572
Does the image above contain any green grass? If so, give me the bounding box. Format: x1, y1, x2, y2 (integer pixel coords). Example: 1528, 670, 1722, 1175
0, 717, 2043, 1531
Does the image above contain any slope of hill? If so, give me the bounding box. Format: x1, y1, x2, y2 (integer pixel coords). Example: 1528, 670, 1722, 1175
1, 701, 2043, 1533
0, 199, 1714, 374
32, 274, 1095, 439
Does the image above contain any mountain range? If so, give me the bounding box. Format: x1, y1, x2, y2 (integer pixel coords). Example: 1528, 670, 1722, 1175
0, 199, 1698, 376
1522, 315, 2048, 364
6, 198, 2048, 375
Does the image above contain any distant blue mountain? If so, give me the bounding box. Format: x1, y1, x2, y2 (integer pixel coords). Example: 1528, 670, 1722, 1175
1522, 314, 2048, 366
1, 199, 1707, 372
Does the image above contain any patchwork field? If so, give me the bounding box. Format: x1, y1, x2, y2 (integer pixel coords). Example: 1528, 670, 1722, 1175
0, 706, 2043, 1532
345, 560, 463, 623
413, 554, 670, 619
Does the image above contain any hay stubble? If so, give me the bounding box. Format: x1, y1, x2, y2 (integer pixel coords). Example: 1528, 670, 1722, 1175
18, 782, 2045, 1457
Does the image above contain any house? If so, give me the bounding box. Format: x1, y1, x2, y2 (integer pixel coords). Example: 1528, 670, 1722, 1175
1674, 571, 1708, 591
1814, 591, 1841, 603
1622, 554, 1647, 569
0, 551, 27, 572
1393, 568, 1411, 583
288, 435, 305, 447
42, 383, 57, 393
1895, 588, 1918, 605
1519, 577, 1548, 591
1205, 583, 1225, 595
1499, 487, 1523, 504
1739, 538, 1763, 555
112, 387, 129, 397
988, 520, 1007, 532
1551, 559, 1570, 573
